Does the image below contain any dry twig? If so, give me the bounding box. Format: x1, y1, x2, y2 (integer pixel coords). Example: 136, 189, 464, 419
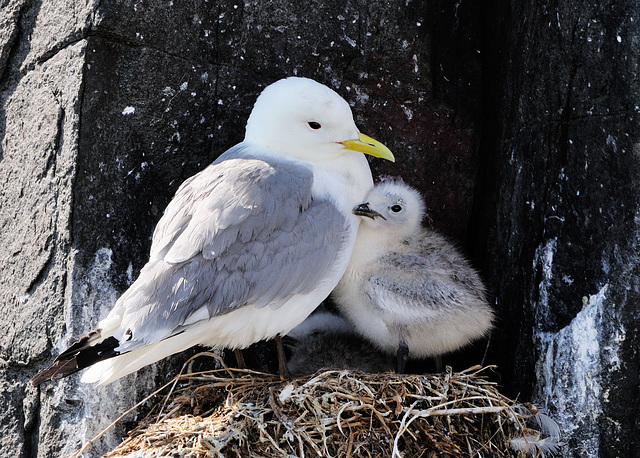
99, 361, 556, 457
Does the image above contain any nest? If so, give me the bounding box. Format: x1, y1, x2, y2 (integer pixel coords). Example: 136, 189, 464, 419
95, 356, 557, 457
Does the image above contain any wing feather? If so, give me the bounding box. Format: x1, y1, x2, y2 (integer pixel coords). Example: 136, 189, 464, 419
109, 144, 348, 351
366, 243, 486, 324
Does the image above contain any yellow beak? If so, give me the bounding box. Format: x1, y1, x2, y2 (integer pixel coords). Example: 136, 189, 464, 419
340, 132, 395, 162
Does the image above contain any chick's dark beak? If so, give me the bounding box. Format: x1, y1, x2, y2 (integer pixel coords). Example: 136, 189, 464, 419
353, 203, 386, 220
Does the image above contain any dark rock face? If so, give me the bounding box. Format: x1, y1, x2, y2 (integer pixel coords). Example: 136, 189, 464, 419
475, 2, 640, 456
0, 0, 636, 456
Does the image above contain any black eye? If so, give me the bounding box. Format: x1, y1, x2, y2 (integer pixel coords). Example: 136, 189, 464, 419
391, 205, 402, 213
308, 121, 322, 130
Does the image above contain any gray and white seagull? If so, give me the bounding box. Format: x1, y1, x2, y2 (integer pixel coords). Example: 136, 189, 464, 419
30, 77, 394, 386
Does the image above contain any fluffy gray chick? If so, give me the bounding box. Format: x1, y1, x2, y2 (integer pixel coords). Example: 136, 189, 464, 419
285, 311, 394, 375
333, 181, 494, 372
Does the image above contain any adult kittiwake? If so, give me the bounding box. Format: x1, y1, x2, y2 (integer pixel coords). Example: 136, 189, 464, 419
332, 181, 493, 373
30, 77, 394, 386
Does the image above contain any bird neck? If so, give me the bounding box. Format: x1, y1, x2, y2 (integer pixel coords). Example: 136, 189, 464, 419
311, 151, 374, 214
347, 224, 396, 269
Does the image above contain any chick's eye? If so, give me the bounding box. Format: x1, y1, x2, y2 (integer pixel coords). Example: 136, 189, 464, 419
390, 205, 403, 213
308, 121, 322, 130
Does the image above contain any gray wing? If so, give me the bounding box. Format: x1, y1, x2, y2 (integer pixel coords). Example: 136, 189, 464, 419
366, 235, 486, 319
115, 144, 349, 347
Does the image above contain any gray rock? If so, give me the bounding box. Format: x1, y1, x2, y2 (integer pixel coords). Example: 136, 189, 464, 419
474, 2, 640, 456
2, 1, 477, 456
7, 1, 637, 457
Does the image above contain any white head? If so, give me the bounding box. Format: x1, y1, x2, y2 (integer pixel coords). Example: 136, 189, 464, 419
244, 77, 394, 163
354, 181, 426, 239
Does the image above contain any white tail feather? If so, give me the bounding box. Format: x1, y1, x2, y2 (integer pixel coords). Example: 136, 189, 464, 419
81, 323, 213, 385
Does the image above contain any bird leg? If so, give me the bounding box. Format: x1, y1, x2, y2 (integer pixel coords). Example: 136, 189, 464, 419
275, 334, 291, 380
234, 349, 246, 369
396, 339, 409, 374
434, 355, 443, 373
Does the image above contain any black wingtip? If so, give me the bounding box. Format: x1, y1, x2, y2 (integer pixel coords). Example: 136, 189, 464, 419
30, 330, 121, 386
30, 358, 79, 386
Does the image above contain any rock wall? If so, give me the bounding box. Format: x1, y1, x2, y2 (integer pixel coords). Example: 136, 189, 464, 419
475, 2, 640, 456
1, 1, 478, 456
1, 0, 637, 456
